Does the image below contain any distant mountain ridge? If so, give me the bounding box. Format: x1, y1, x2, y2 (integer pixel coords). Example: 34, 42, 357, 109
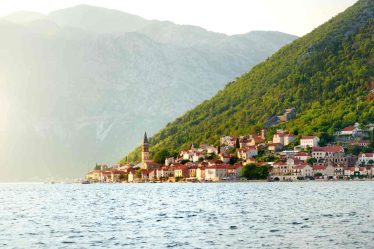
0, 5, 296, 181
123, 0, 374, 162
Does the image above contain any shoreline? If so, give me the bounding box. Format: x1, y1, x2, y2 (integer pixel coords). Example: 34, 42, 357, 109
81, 178, 374, 184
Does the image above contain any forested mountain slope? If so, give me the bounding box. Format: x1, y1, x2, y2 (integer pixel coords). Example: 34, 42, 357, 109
124, 0, 374, 162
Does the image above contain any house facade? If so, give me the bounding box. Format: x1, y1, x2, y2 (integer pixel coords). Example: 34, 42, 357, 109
300, 136, 320, 148
357, 153, 374, 165
312, 146, 347, 165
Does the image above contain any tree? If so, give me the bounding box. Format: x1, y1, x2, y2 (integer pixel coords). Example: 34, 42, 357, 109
314, 172, 323, 177
229, 156, 239, 165
307, 158, 317, 165
136, 169, 142, 178
118, 174, 128, 182
362, 147, 374, 153
152, 149, 171, 164
242, 164, 269, 180
349, 145, 362, 156
235, 137, 240, 149
228, 147, 236, 154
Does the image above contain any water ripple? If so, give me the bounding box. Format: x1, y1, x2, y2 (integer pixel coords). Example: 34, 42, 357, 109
0, 182, 373, 248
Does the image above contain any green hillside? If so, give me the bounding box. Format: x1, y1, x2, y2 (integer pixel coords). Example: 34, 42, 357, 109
122, 0, 374, 163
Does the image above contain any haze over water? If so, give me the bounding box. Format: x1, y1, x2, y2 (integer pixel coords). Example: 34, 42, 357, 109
1, 182, 373, 248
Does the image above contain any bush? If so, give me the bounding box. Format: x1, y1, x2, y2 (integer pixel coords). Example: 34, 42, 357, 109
242, 164, 269, 180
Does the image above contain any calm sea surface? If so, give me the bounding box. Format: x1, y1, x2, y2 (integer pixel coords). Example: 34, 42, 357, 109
0, 182, 373, 249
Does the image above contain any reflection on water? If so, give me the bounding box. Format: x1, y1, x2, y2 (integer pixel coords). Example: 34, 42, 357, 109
0, 182, 373, 248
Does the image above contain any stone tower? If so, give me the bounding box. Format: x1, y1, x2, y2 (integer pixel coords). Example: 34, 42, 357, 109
261, 129, 267, 140
141, 132, 150, 163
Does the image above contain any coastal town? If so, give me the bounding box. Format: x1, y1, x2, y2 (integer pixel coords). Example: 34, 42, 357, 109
85, 120, 374, 183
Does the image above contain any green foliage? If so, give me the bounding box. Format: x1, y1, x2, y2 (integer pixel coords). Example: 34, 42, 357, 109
284, 140, 299, 150
122, 0, 374, 162
362, 147, 374, 153
152, 149, 171, 164
307, 158, 317, 164
349, 145, 364, 155
235, 138, 240, 149
118, 174, 128, 181
242, 164, 269, 180
227, 147, 236, 154
136, 169, 142, 178
255, 155, 280, 162
314, 172, 323, 177
229, 156, 239, 165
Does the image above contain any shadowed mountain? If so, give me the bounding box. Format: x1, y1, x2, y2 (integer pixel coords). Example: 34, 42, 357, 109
0, 5, 296, 181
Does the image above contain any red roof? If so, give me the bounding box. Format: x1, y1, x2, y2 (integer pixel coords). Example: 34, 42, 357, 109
342, 126, 355, 131
173, 165, 187, 170
273, 162, 287, 166
220, 153, 232, 158
208, 159, 223, 164
295, 165, 308, 169
295, 152, 310, 156
359, 153, 374, 157
141, 169, 155, 174
301, 136, 318, 139
313, 165, 326, 170
268, 143, 282, 146
276, 132, 295, 137
313, 146, 344, 153
143, 161, 161, 167
110, 170, 125, 174
209, 164, 229, 169
290, 158, 304, 164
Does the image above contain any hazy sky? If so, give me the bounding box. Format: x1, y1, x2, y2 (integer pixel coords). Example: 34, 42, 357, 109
0, 0, 358, 36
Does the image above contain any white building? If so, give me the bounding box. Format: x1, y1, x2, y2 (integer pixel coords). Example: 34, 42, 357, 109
273, 130, 296, 146
294, 152, 311, 161
156, 166, 174, 180
312, 146, 346, 165
293, 164, 313, 178
340, 124, 361, 136
165, 157, 175, 166
313, 165, 334, 178
300, 136, 320, 148
237, 147, 258, 160
358, 153, 374, 165
205, 165, 227, 181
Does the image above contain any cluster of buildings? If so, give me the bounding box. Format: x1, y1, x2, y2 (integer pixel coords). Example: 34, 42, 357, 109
87, 133, 243, 183
86, 122, 374, 183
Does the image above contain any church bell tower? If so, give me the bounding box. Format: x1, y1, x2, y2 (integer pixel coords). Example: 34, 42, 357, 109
141, 132, 150, 163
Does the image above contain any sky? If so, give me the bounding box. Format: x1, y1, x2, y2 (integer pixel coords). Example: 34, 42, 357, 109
0, 0, 358, 36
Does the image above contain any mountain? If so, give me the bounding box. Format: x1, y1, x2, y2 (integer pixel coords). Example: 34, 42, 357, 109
124, 0, 374, 162
0, 5, 296, 181
48, 5, 153, 34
